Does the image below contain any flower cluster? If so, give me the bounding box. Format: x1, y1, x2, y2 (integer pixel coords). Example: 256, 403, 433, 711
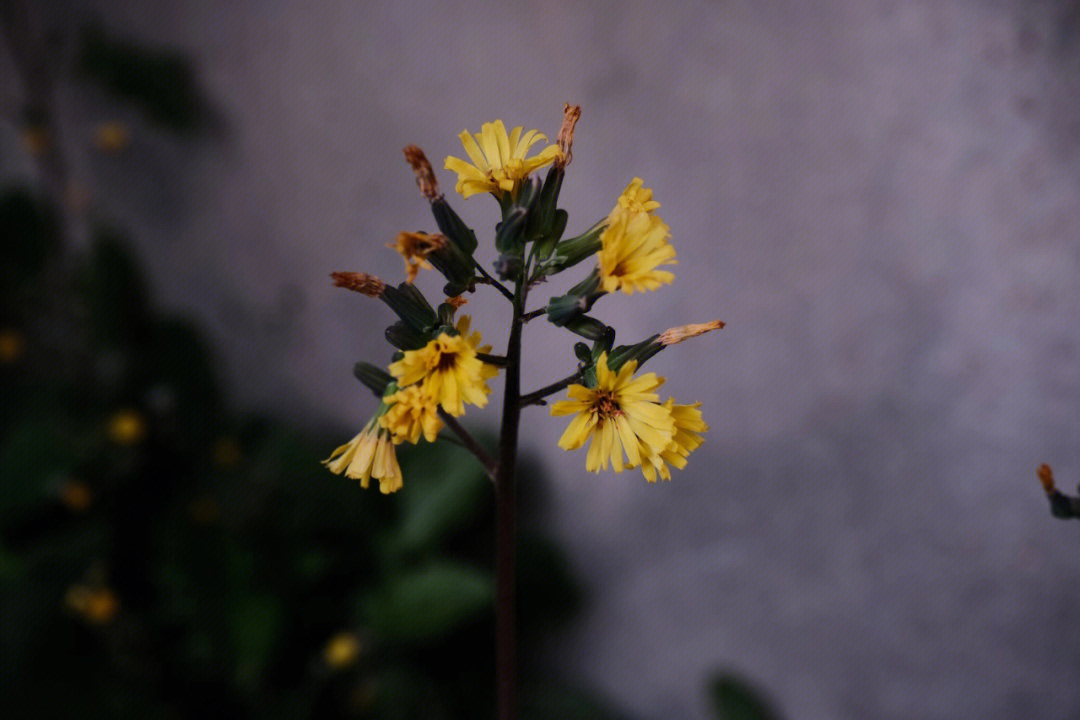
325, 104, 723, 491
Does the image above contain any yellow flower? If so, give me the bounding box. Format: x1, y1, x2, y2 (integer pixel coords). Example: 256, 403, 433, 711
550, 353, 675, 474
634, 399, 708, 482
380, 384, 443, 444
597, 209, 676, 294
388, 316, 497, 417
107, 408, 147, 446
608, 177, 660, 221
387, 231, 445, 284
0, 328, 25, 363
323, 418, 403, 493
444, 120, 562, 199
323, 631, 362, 670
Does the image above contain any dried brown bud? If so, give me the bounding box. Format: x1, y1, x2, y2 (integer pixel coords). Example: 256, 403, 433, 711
331, 272, 386, 297
445, 295, 468, 309
1038, 463, 1055, 493
554, 103, 581, 170
403, 145, 441, 200
387, 231, 447, 283
658, 320, 726, 346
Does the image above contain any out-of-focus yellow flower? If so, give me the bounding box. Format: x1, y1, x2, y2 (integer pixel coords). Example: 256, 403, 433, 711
388, 316, 497, 417
550, 353, 675, 474
323, 418, 403, 493
21, 125, 50, 156
107, 409, 147, 446
93, 121, 130, 154
380, 384, 443, 444
58, 479, 94, 513
387, 231, 445, 283
634, 399, 708, 482
65, 584, 120, 625
212, 437, 243, 468
597, 210, 676, 294
0, 329, 25, 363
608, 177, 660, 221
444, 120, 562, 199
323, 631, 362, 670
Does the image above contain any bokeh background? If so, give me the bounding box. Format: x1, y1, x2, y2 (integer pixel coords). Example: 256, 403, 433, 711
4, 0, 1080, 718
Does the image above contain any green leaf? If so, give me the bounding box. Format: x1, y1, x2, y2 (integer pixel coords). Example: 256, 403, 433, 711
361, 561, 493, 642
522, 683, 637, 720
517, 534, 581, 632
82, 228, 150, 346
0, 418, 83, 523
229, 594, 284, 689
709, 672, 782, 720
0, 187, 61, 288
392, 446, 491, 557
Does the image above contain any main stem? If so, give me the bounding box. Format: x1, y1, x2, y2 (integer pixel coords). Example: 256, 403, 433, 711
495, 282, 524, 720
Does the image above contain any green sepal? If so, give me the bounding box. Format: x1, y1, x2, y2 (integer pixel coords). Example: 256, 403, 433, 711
428, 237, 474, 289
564, 315, 610, 343
544, 219, 606, 274
436, 303, 457, 327
545, 270, 603, 327
431, 197, 477, 254
605, 335, 663, 373
385, 321, 428, 350
382, 282, 437, 332
533, 209, 569, 262
495, 207, 530, 254
353, 362, 394, 398
573, 342, 592, 364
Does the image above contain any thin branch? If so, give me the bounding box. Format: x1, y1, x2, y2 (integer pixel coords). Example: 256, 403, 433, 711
476, 352, 508, 367
473, 260, 515, 302
520, 370, 582, 407
437, 409, 497, 480
522, 308, 546, 322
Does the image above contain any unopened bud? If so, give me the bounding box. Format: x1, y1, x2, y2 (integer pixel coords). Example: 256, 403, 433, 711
554, 103, 581, 170
403, 145, 441, 200
658, 320, 726, 346
331, 272, 386, 298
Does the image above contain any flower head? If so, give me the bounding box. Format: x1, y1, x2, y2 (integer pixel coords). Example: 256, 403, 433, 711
380, 383, 443, 444
609, 177, 660, 221
550, 353, 675, 474
597, 210, 676, 294
323, 417, 403, 493
387, 231, 446, 283
388, 316, 497, 417
444, 120, 562, 199
634, 400, 708, 482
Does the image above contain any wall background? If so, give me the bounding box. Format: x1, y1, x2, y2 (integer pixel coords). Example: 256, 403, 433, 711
5, 1, 1080, 717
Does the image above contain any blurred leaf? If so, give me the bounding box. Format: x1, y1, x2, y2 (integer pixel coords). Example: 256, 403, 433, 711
361, 561, 493, 643
0, 418, 83, 523
82, 228, 150, 346
517, 533, 582, 633
230, 593, 284, 689
392, 444, 491, 558
362, 664, 450, 720
709, 672, 782, 720
0, 187, 61, 289
522, 683, 636, 720
140, 317, 221, 443
77, 25, 210, 133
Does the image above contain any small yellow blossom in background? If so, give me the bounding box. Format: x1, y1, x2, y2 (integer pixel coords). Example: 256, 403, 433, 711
597, 210, 676, 294
21, 125, 50, 156
323, 418, 403, 493
550, 353, 675, 474
635, 400, 708, 482
388, 316, 497, 417
212, 437, 243, 468
609, 177, 660, 221
0, 328, 26, 363
58, 479, 94, 513
65, 583, 120, 625
107, 408, 147, 446
380, 384, 443, 444
444, 120, 562, 199
323, 631, 362, 670
387, 231, 445, 283
93, 121, 130, 154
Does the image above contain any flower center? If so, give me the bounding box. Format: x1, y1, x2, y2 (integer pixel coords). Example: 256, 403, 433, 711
593, 390, 623, 422
436, 351, 459, 372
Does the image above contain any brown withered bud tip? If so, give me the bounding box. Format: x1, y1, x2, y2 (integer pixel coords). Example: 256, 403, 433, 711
1038, 464, 1055, 493
658, 320, 726, 346
330, 272, 386, 297
445, 295, 468, 309
403, 145, 440, 200
554, 103, 581, 170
